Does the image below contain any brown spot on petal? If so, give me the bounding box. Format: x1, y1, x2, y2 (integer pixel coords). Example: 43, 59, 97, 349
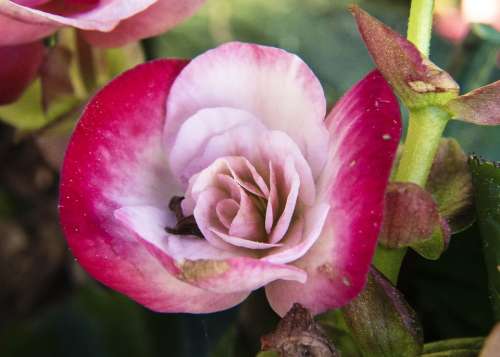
180, 259, 230, 283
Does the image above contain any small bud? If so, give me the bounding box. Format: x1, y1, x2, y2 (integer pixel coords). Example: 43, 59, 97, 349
379, 182, 449, 259
261, 303, 339, 357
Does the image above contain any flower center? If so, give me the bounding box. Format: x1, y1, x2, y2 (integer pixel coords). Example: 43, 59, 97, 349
165, 196, 203, 238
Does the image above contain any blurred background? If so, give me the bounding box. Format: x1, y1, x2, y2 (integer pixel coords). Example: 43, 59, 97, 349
0, 0, 499, 356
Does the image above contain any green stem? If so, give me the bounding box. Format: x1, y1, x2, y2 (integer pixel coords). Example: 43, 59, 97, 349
406, 0, 435, 56
395, 107, 449, 186
374, 0, 452, 284
375, 107, 449, 284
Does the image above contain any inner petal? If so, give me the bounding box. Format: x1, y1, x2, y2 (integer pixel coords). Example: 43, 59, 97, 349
168, 107, 267, 186
216, 198, 239, 229
268, 157, 300, 244
211, 228, 283, 250
228, 186, 266, 241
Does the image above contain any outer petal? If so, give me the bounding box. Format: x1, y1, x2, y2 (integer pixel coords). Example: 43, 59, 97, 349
0, 13, 57, 46
82, 0, 205, 48
266, 70, 402, 316
113, 205, 306, 294
60, 59, 246, 313
0, 0, 156, 32
164, 42, 329, 178
0, 41, 44, 105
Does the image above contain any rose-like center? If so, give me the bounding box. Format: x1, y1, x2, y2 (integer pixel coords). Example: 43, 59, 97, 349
175, 155, 301, 253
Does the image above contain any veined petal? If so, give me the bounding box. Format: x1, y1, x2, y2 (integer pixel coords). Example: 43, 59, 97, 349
82, 0, 205, 48
60, 60, 246, 313
164, 41, 329, 178
266, 70, 401, 316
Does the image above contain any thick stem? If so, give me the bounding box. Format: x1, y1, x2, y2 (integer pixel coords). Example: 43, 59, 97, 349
406, 0, 435, 56
376, 107, 448, 284
395, 107, 449, 186
374, 0, 451, 283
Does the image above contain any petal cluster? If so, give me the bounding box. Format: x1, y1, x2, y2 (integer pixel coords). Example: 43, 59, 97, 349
60, 42, 401, 316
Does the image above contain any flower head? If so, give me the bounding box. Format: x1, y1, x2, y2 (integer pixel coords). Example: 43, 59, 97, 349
59, 42, 401, 316
0, 0, 205, 47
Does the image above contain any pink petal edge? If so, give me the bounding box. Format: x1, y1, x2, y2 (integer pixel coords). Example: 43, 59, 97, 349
59, 59, 247, 313
266, 70, 402, 316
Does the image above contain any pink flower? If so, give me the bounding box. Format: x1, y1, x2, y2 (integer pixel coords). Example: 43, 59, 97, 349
0, 0, 205, 48
59, 42, 401, 316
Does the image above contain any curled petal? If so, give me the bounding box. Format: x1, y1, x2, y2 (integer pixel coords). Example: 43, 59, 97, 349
0, 0, 156, 32
164, 41, 330, 177
178, 257, 307, 294
83, 0, 206, 48
60, 59, 246, 313
266, 70, 402, 316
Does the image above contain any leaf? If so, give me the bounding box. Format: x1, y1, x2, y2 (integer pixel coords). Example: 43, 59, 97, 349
469, 156, 500, 320
423, 337, 484, 354
446, 80, 500, 126
342, 267, 423, 357
427, 138, 475, 233
350, 5, 459, 109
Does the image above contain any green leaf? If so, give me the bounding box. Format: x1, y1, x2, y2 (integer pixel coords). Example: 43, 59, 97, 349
423, 337, 484, 354
469, 156, 500, 320
342, 267, 423, 357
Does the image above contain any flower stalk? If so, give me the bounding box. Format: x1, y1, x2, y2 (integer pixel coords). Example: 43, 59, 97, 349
374, 0, 452, 284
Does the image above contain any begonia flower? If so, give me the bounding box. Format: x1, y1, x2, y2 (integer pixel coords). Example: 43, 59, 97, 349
59, 42, 401, 316
0, 0, 205, 48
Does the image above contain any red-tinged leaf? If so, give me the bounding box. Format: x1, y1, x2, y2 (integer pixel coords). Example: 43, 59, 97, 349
446, 80, 500, 125
342, 267, 423, 357
350, 5, 459, 109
